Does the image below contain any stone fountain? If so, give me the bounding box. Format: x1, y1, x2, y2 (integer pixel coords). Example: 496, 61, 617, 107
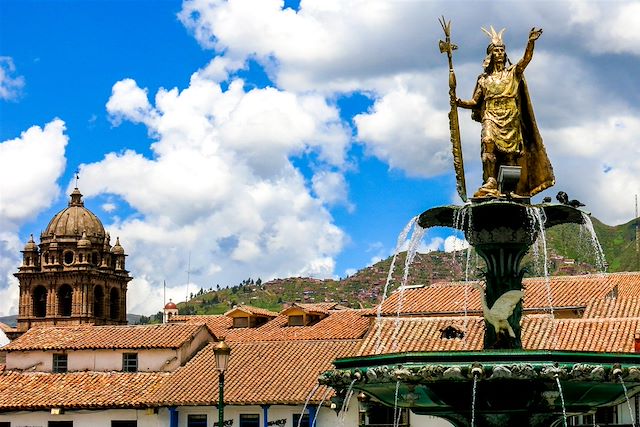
319, 20, 640, 427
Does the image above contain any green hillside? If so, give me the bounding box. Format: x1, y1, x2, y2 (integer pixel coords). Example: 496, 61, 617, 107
137, 215, 639, 323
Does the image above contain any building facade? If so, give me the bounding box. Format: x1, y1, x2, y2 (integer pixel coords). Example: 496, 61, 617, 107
14, 187, 131, 333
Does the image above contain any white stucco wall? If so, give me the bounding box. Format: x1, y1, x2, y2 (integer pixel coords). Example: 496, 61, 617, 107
177, 402, 351, 427
6, 348, 180, 372
0, 408, 165, 427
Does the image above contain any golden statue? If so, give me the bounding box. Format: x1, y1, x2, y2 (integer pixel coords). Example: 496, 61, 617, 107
456, 26, 555, 199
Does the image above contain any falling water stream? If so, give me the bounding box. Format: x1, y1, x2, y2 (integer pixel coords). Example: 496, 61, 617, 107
391, 223, 427, 352
528, 207, 558, 349
581, 213, 607, 273
618, 374, 637, 427
297, 383, 320, 427
471, 374, 478, 427
337, 379, 358, 427
462, 207, 473, 349
555, 375, 568, 427
392, 380, 401, 427
311, 388, 331, 427
375, 217, 417, 353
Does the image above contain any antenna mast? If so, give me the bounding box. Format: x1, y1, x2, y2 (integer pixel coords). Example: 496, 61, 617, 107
185, 251, 191, 306
636, 194, 640, 271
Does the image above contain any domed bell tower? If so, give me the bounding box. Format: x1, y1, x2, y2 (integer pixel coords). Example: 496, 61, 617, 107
15, 187, 132, 333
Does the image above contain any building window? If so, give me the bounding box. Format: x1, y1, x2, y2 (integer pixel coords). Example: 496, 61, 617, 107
53, 354, 68, 373
367, 403, 409, 426
233, 317, 249, 328
288, 315, 304, 326
33, 285, 47, 318
595, 406, 617, 424
58, 284, 73, 317
110, 288, 120, 320
112, 422, 137, 427
292, 414, 310, 427
187, 415, 207, 427
122, 353, 138, 372
440, 326, 464, 339
94, 285, 104, 317
63, 251, 74, 265
239, 414, 260, 427
48, 422, 73, 427
306, 314, 321, 325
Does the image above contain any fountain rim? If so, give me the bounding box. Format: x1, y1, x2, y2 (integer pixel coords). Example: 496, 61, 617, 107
333, 350, 640, 369
417, 200, 587, 231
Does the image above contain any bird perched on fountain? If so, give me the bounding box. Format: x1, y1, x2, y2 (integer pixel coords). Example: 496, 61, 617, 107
472, 283, 524, 338
556, 191, 569, 205
567, 199, 585, 208
556, 191, 585, 208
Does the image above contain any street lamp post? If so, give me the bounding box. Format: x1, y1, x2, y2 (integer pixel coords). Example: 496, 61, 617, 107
213, 340, 231, 427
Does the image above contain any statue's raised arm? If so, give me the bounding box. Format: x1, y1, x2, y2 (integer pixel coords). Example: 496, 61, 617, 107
456, 25, 554, 199
515, 27, 543, 76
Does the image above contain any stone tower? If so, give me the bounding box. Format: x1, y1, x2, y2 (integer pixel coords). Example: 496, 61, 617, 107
15, 187, 132, 333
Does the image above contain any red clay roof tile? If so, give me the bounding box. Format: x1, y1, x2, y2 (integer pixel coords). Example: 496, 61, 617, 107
3, 323, 208, 351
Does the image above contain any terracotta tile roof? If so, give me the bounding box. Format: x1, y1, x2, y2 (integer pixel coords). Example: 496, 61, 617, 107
358, 317, 485, 355
522, 316, 640, 353
359, 314, 640, 355
0, 371, 168, 410
583, 296, 640, 318
3, 323, 209, 351
375, 272, 640, 315
225, 305, 279, 318
172, 309, 371, 342
282, 302, 340, 315
0, 322, 15, 334
156, 339, 360, 406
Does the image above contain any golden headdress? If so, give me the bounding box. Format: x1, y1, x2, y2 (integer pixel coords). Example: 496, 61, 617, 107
481, 26, 506, 47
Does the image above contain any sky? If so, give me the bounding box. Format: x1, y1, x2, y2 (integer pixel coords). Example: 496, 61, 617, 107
0, 0, 639, 316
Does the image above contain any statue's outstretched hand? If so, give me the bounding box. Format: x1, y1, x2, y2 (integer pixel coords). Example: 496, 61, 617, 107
529, 27, 543, 42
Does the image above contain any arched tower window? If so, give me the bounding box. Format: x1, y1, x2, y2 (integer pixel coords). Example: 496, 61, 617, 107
109, 288, 120, 320
58, 284, 73, 317
33, 286, 47, 318
63, 251, 74, 265
94, 286, 104, 318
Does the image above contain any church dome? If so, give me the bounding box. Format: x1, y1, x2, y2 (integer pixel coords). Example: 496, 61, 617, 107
164, 300, 177, 310
43, 188, 105, 243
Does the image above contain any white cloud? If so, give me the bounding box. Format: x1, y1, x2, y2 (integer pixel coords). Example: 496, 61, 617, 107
443, 235, 469, 253
106, 78, 157, 126
312, 170, 352, 210
102, 202, 117, 213
569, 2, 640, 55
0, 119, 68, 315
72, 75, 350, 313
0, 119, 68, 229
0, 57, 25, 101
0, 232, 21, 316
354, 74, 451, 178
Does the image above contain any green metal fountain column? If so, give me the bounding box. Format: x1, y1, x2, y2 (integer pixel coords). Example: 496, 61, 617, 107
464, 202, 537, 349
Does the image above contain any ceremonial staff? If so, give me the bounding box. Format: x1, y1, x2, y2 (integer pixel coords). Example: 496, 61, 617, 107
439, 17, 467, 202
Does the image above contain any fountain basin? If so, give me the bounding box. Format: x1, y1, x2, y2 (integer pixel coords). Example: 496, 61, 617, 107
417, 201, 585, 232
320, 351, 640, 426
